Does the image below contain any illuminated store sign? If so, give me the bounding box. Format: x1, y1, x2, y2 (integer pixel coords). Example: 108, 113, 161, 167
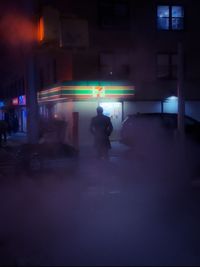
0, 101, 4, 107
18, 95, 26, 105
12, 98, 19, 105
38, 81, 135, 102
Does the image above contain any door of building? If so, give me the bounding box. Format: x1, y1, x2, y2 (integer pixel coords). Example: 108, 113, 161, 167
100, 102, 122, 140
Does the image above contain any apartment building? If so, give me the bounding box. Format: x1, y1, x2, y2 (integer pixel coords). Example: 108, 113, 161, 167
1, 0, 200, 145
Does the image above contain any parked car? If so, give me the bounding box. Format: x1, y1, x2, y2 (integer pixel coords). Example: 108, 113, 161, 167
120, 113, 200, 146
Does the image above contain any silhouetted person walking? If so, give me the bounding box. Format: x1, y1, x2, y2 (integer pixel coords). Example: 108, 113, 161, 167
90, 106, 113, 159
0, 120, 8, 147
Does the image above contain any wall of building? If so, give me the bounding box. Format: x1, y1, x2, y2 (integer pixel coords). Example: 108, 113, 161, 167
186, 102, 200, 121
74, 101, 98, 146
125, 100, 200, 121
53, 100, 98, 146
3, 0, 200, 145
53, 101, 74, 143
37, 49, 73, 89
3, 0, 200, 100
163, 98, 200, 121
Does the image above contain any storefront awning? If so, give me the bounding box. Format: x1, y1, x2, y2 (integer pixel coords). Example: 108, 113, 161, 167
38, 81, 135, 102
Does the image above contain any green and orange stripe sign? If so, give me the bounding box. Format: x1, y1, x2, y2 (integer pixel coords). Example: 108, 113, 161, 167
38, 82, 135, 102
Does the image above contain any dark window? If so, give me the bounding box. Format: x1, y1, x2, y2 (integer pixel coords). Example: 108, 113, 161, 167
99, 0, 130, 29
157, 53, 177, 79
157, 5, 184, 30
99, 53, 114, 78
99, 53, 130, 79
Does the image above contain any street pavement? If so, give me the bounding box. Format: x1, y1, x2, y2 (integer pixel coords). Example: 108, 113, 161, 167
0, 133, 199, 265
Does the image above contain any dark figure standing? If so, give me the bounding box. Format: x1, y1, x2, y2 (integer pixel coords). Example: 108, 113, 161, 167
13, 115, 19, 133
0, 120, 8, 147
90, 106, 113, 159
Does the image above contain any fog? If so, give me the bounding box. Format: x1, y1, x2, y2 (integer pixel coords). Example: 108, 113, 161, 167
0, 128, 199, 266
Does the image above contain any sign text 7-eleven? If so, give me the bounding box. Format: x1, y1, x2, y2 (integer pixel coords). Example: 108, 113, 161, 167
92, 86, 105, 98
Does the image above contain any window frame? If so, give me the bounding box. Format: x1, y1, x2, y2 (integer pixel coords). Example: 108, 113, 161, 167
157, 4, 184, 31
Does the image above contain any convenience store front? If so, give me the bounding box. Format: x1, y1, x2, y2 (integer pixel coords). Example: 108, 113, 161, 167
38, 81, 135, 146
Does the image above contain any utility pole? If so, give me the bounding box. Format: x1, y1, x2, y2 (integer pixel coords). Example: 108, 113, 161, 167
177, 42, 187, 184
177, 42, 185, 140
24, 0, 39, 144
26, 53, 39, 144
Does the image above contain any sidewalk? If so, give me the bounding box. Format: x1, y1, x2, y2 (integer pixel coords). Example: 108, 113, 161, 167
3, 133, 200, 187
78, 141, 129, 159
6, 132, 27, 147
6, 133, 129, 157
2, 133, 130, 172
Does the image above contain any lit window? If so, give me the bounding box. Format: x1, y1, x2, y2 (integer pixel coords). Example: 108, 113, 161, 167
38, 17, 44, 41
157, 53, 177, 79
172, 6, 184, 30
157, 6, 169, 30
157, 5, 184, 30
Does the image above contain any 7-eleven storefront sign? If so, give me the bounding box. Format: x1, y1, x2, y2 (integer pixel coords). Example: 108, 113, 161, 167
38, 81, 135, 102
92, 86, 106, 98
